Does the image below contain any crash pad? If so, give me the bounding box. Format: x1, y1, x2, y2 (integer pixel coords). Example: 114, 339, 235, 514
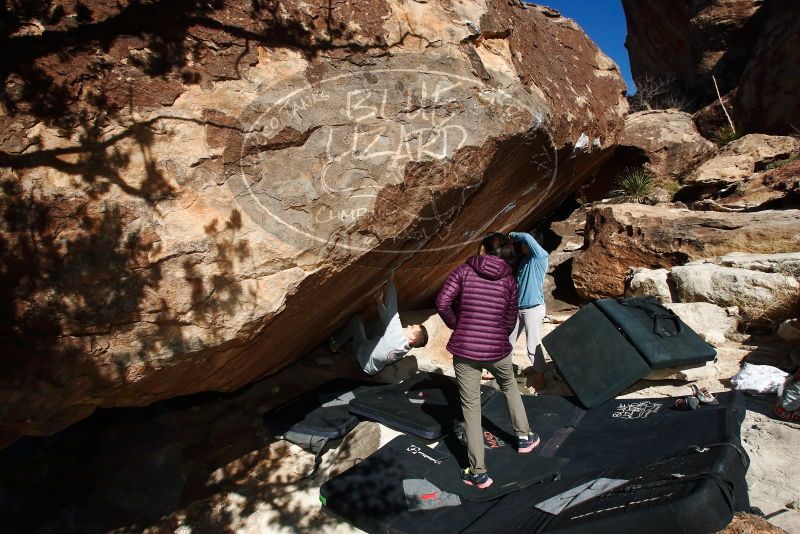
542, 303, 651, 408
348, 372, 494, 439
321, 392, 749, 534
595, 297, 716, 369
543, 297, 717, 408
262, 379, 376, 443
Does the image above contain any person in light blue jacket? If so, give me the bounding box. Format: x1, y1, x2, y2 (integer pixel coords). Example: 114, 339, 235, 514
508, 231, 549, 391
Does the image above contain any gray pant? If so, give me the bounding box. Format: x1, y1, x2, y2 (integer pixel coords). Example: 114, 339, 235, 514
335, 316, 370, 370
510, 305, 547, 373
453, 353, 530, 474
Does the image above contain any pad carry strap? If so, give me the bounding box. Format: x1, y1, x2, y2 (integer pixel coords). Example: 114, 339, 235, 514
301, 437, 329, 480
618, 297, 682, 338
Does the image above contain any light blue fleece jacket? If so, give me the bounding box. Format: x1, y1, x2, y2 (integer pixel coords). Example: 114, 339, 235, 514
509, 232, 548, 309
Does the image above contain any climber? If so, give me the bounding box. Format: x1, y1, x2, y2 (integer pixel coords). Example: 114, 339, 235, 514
329, 271, 428, 375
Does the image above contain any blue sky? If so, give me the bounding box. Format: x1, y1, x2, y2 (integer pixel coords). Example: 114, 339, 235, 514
528, 1, 634, 93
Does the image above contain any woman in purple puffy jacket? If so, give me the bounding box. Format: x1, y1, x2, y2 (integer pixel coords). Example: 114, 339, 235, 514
435, 232, 540, 489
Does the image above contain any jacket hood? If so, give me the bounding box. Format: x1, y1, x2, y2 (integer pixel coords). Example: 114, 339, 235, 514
466, 255, 512, 281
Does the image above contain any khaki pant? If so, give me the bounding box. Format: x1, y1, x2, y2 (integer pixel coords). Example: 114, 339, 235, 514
453, 353, 530, 474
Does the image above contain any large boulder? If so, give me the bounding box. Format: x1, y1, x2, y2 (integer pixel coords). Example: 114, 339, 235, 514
670, 262, 800, 327
733, 0, 800, 136
622, 0, 800, 135
680, 134, 800, 198
572, 204, 800, 299
778, 319, 800, 344
0, 1, 627, 445
619, 110, 716, 181
625, 267, 672, 303
714, 252, 800, 279
663, 301, 738, 346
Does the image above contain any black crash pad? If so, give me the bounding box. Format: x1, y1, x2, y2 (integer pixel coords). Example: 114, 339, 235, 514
437, 391, 584, 463
595, 297, 716, 369
543, 297, 717, 408
543, 303, 651, 408
465, 439, 749, 534
262, 379, 376, 441
321, 392, 749, 534
348, 372, 494, 439
555, 392, 746, 476
320, 434, 566, 518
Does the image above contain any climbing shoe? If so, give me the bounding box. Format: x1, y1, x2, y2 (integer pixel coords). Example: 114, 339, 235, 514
461, 468, 493, 489
518, 431, 541, 453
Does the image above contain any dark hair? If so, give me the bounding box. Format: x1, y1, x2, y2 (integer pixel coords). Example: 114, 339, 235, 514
411, 325, 428, 348
512, 240, 525, 272
480, 232, 516, 263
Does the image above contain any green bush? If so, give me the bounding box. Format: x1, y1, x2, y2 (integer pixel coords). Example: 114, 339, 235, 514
613, 167, 653, 202
764, 153, 800, 170
661, 178, 681, 197
712, 126, 742, 146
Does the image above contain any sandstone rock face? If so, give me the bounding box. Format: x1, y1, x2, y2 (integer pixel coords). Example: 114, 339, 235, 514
0, 1, 627, 445
621, 0, 760, 106
622, 0, 800, 135
578, 110, 715, 202
670, 263, 800, 326
572, 204, 800, 299
625, 267, 672, 303
620, 110, 716, 181
703, 160, 800, 211
733, 0, 800, 136
681, 134, 800, 197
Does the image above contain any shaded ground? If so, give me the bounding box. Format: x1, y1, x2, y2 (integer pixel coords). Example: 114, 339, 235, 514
0, 312, 796, 533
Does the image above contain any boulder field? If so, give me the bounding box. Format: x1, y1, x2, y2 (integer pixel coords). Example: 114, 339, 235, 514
571, 203, 800, 300
0, 0, 627, 445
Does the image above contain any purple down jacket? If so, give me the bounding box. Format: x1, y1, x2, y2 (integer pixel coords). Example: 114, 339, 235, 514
435, 254, 519, 362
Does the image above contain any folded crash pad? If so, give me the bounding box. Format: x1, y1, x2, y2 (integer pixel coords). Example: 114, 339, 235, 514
348, 372, 494, 439
543, 297, 716, 408
322, 392, 749, 534
595, 297, 716, 369
262, 379, 376, 445
542, 303, 651, 408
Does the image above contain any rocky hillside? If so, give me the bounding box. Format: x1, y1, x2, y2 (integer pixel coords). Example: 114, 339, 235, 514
0, 0, 627, 446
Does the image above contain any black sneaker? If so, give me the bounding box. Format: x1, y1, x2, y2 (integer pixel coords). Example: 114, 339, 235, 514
461, 468, 493, 489
518, 432, 541, 453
